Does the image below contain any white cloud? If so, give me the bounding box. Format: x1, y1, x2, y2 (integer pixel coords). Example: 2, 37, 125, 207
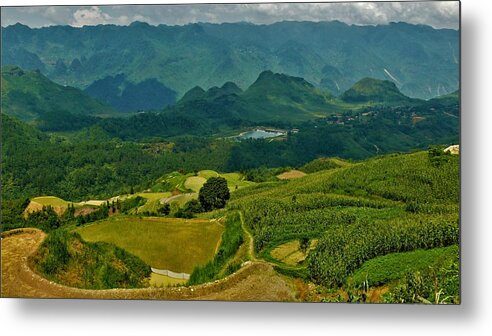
2, 2, 460, 29
72, 6, 114, 26
71, 6, 151, 27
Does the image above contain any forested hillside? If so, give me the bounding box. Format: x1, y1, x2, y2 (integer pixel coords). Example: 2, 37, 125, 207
2, 20, 458, 113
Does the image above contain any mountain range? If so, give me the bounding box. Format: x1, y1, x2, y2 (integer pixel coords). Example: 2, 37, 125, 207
2, 21, 459, 112
2, 64, 458, 135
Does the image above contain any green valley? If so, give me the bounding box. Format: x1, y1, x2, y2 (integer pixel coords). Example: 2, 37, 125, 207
1, 10, 460, 304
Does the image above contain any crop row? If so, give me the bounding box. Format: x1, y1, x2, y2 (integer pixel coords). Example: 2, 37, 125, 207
307, 215, 459, 287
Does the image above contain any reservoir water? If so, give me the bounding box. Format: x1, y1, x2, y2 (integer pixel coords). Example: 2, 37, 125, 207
238, 129, 285, 140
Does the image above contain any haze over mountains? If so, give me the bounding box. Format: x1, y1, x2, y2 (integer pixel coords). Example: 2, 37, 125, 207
2, 20, 459, 112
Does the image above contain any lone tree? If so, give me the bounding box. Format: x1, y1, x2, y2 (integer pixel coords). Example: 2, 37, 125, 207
198, 177, 230, 211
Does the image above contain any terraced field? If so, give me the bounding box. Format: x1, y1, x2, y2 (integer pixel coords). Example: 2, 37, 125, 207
135, 192, 172, 214
75, 216, 224, 273
1, 229, 297, 301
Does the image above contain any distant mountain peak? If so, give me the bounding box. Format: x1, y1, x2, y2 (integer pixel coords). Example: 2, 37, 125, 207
257, 70, 275, 80
129, 21, 151, 27
252, 70, 314, 88
180, 86, 206, 103
220, 81, 242, 94
340, 77, 412, 104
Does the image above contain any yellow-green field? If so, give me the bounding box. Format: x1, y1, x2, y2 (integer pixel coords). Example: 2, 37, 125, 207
163, 193, 198, 207
276, 170, 307, 180
31, 196, 69, 207
198, 170, 220, 179
270, 239, 318, 265
221, 172, 256, 191
75, 216, 224, 273
135, 192, 171, 213
184, 176, 207, 192
149, 273, 187, 287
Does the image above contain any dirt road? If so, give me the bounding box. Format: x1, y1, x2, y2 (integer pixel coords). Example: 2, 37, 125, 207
1, 229, 297, 301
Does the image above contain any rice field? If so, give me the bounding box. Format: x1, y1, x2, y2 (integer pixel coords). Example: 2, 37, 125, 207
75, 216, 224, 273
184, 176, 207, 192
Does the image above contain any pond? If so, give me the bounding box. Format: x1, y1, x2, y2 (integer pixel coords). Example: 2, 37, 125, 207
238, 129, 285, 140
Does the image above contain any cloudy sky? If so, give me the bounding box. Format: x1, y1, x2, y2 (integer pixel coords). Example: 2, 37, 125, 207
1, 1, 460, 29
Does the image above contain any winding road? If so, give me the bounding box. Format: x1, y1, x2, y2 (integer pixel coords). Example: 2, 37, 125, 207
1, 228, 296, 301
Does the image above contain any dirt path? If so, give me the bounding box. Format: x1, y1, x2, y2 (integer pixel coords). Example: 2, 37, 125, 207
239, 211, 256, 261
1, 229, 296, 301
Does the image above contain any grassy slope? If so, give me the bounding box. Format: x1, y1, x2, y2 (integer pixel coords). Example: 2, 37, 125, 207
1, 65, 117, 123
76, 216, 224, 273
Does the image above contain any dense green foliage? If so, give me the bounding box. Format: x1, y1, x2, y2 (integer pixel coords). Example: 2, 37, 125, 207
1, 114, 232, 200
174, 199, 203, 218
33, 229, 151, 289
75, 204, 110, 225
383, 250, 460, 304
188, 212, 244, 285
1, 198, 30, 231
242, 166, 290, 182
117, 196, 146, 214
25, 206, 62, 232
198, 177, 231, 211
351, 245, 459, 287
2, 21, 458, 101
231, 150, 459, 287
308, 215, 458, 287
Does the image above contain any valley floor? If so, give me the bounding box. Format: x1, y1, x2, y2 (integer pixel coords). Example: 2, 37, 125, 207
1, 228, 297, 301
